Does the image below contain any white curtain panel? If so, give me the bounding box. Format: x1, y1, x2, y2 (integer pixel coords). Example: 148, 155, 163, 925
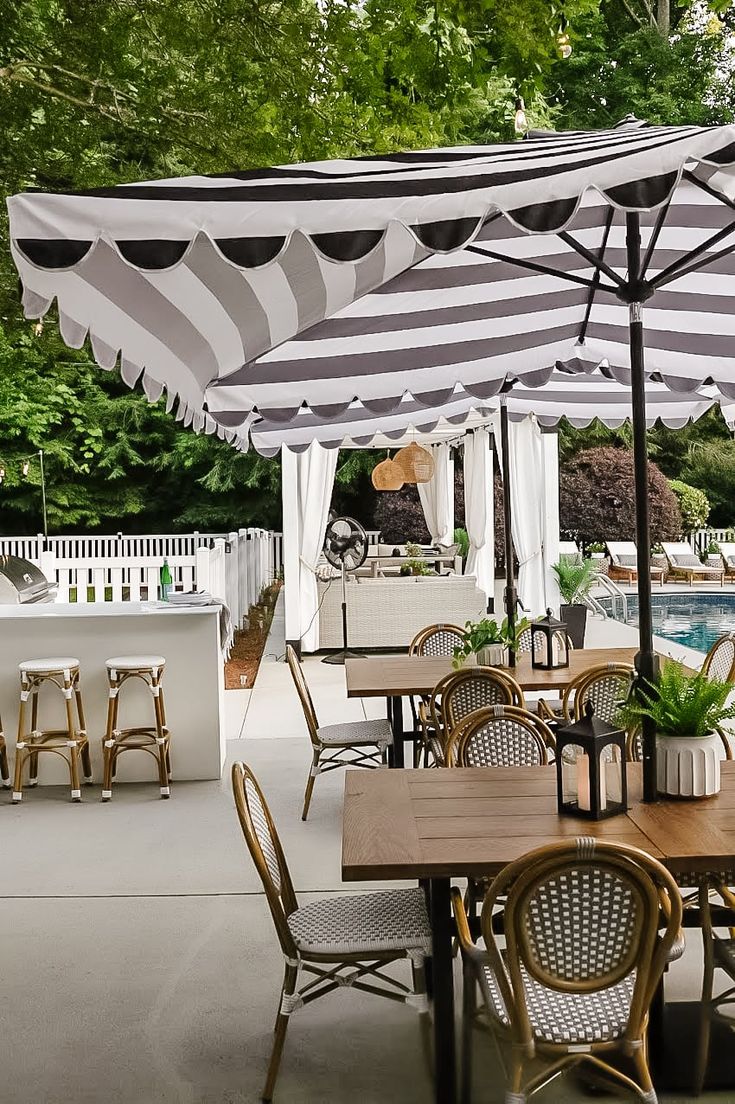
417, 443, 454, 547
495, 413, 548, 616
462, 429, 494, 602
296, 442, 339, 652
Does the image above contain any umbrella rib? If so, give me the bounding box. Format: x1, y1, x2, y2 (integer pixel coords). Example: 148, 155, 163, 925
464, 244, 618, 294
578, 208, 615, 345
639, 197, 672, 277
652, 234, 735, 290
557, 229, 626, 287
683, 168, 735, 214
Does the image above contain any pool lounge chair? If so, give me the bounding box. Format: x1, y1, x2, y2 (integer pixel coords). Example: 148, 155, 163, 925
558, 540, 582, 564
716, 541, 735, 582
661, 542, 725, 587
606, 541, 665, 585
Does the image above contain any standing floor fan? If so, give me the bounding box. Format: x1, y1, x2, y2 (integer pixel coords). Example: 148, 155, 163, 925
321, 516, 368, 664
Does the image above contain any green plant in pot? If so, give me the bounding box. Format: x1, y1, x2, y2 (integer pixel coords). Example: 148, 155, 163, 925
618, 663, 735, 798
452, 616, 531, 669
551, 558, 598, 648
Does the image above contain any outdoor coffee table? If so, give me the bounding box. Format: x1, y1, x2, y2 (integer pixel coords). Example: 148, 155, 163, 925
342, 762, 735, 1104
345, 647, 639, 768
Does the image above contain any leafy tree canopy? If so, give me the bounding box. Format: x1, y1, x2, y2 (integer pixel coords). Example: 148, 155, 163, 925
0, 0, 733, 533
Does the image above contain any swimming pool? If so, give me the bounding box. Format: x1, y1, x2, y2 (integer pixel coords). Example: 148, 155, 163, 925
621, 593, 735, 654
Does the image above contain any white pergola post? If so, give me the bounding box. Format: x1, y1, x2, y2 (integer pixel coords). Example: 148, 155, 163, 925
281, 446, 302, 651
541, 430, 561, 609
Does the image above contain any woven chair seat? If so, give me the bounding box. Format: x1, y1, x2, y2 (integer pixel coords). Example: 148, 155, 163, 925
288, 887, 432, 957
480, 957, 635, 1045
316, 718, 393, 748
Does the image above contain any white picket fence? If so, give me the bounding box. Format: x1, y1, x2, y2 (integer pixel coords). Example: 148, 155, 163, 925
689, 527, 734, 555
5, 528, 281, 628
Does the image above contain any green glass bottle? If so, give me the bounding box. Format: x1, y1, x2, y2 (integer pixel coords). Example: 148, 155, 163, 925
159, 558, 173, 602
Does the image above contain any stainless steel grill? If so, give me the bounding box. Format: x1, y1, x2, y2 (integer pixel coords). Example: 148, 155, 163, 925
0, 555, 56, 604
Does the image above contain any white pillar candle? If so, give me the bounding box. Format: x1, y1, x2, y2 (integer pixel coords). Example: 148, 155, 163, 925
576, 753, 607, 812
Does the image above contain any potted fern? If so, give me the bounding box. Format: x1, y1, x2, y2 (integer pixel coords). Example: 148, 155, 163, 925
619, 663, 735, 798
551, 558, 599, 648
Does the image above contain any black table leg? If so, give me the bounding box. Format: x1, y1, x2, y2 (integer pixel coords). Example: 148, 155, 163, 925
429, 877, 457, 1104
387, 694, 405, 768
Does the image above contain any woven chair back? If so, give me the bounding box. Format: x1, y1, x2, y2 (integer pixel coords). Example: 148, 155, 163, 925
702, 633, 735, 683
562, 663, 634, 724
481, 838, 682, 1048
447, 705, 553, 768
517, 627, 573, 654
439, 667, 523, 734
232, 761, 299, 957
409, 623, 465, 657
286, 644, 320, 748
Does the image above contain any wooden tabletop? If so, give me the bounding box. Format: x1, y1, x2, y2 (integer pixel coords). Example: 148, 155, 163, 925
345, 647, 639, 698
342, 762, 735, 882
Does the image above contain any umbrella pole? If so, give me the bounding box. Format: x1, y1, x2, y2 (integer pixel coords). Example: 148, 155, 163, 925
499, 399, 517, 666
626, 212, 659, 802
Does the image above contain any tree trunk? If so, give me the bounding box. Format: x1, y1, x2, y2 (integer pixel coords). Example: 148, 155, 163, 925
657, 0, 669, 36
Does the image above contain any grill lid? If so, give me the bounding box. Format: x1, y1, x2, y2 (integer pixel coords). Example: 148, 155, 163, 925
0, 555, 56, 602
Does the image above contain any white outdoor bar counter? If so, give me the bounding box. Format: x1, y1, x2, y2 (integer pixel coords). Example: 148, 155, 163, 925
0, 602, 225, 786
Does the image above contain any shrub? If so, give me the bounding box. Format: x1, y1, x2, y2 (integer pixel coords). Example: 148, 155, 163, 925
669, 479, 710, 534
559, 447, 682, 548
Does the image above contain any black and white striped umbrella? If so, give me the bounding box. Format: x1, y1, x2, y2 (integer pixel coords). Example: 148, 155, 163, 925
8, 121, 735, 432
248, 371, 721, 456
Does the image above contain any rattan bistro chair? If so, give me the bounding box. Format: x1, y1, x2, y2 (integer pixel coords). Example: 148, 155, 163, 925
453, 838, 684, 1104
286, 645, 392, 820
232, 762, 432, 1102
539, 662, 635, 728
427, 667, 523, 767
702, 633, 735, 683
409, 623, 465, 766
445, 705, 554, 769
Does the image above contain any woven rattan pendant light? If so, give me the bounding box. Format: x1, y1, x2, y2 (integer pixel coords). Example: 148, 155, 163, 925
371, 457, 404, 491
394, 441, 434, 484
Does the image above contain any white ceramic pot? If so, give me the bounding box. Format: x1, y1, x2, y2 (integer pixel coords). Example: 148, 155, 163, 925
656, 732, 721, 798
476, 644, 509, 667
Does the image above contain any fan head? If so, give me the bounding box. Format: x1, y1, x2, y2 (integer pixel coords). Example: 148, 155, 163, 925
323, 516, 368, 571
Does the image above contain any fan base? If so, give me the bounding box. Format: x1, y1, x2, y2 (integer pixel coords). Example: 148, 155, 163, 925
321, 649, 366, 665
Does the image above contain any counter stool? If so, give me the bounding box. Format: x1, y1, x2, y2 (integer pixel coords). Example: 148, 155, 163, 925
13, 658, 91, 803
102, 655, 170, 800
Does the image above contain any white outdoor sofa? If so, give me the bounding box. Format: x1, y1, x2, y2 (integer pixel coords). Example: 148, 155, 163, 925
317, 574, 486, 650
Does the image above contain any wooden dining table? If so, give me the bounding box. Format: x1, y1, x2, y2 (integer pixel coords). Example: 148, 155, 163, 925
345, 647, 639, 768
342, 761, 735, 1104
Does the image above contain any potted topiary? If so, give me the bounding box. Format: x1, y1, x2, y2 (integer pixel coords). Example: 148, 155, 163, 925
619, 663, 735, 798
551, 558, 598, 648
452, 616, 531, 669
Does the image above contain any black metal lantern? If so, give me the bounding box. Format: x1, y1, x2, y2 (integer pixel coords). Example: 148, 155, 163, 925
531, 608, 569, 670
555, 702, 628, 820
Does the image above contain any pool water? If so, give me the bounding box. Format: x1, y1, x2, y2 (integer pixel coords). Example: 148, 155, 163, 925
624, 593, 735, 655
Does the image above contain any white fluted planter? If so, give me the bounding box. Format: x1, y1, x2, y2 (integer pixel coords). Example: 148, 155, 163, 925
476, 644, 509, 667
656, 732, 721, 798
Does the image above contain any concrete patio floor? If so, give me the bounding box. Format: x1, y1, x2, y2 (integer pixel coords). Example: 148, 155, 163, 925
2, 597, 733, 1103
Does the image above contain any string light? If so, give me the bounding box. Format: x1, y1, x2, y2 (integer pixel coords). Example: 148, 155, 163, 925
33, 320, 44, 337
514, 97, 528, 135
22, 461, 30, 477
